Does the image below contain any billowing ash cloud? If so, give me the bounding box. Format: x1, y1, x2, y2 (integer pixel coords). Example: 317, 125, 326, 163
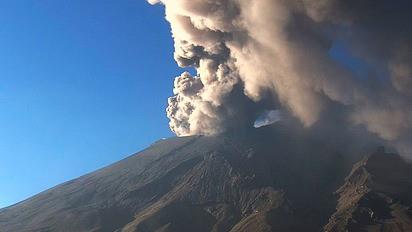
149, 0, 412, 156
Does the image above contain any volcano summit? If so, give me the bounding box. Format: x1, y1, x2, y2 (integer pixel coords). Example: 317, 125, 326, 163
1, 125, 411, 232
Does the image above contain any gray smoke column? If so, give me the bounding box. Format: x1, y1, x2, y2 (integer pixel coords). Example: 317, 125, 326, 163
149, 0, 412, 156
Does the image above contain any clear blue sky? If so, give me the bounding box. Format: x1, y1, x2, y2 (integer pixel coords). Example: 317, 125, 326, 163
0, 0, 179, 208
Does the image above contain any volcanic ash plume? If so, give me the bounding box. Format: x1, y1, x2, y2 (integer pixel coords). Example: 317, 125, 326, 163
150, 0, 412, 156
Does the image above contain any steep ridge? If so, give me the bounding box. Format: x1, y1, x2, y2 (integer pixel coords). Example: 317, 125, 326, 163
325, 148, 412, 232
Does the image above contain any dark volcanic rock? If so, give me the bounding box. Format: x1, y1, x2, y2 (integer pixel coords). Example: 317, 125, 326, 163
0, 126, 411, 232
325, 148, 412, 232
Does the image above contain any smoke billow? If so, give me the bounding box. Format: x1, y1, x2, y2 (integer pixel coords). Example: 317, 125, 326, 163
149, 0, 412, 156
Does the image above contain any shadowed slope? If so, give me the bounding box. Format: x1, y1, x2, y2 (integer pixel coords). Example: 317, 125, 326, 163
1, 126, 411, 232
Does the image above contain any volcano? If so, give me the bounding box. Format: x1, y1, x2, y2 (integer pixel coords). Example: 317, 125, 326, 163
1, 125, 411, 232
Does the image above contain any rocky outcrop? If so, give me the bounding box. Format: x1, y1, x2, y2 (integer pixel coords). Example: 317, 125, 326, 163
325, 148, 412, 232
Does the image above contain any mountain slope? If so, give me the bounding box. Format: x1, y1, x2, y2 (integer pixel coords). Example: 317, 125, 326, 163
0, 126, 411, 232
325, 148, 412, 232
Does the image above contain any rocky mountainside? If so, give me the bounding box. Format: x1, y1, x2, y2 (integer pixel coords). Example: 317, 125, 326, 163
325, 148, 412, 232
0, 126, 411, 232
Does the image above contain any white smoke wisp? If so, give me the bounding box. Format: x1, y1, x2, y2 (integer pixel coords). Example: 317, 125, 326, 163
150, 0, 412, 156
254, 110, 281, 128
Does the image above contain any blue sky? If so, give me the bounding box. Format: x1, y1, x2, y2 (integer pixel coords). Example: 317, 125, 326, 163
0, 0, 180, 208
